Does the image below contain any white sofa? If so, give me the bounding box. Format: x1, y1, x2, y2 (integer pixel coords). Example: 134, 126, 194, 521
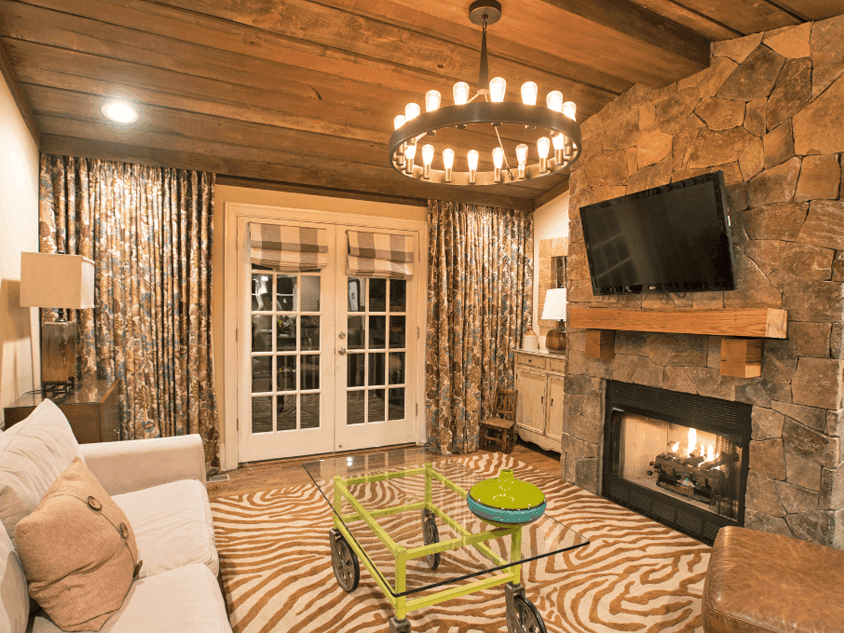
0, 400, 233, 633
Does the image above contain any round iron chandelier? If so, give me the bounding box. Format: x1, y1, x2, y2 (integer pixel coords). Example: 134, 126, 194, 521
388, 0, 582, 187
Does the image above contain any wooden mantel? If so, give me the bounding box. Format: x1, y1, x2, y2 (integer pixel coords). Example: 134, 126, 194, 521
568, 307, 788, 338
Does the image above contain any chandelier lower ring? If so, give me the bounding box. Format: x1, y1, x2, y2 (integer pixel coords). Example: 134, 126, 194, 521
388, 102, 582, 186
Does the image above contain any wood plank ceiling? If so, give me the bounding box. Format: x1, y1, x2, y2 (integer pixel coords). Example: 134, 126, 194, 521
0, 0, 839, 210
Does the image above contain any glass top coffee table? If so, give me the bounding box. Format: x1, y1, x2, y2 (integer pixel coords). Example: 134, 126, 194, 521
303, 448, 589, 633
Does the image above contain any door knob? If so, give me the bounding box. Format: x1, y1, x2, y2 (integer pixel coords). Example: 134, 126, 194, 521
338, 347, 347, 355
338, 331, 347, 340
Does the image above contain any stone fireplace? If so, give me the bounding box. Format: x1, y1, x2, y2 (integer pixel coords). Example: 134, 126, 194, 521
561, 16, 844, 547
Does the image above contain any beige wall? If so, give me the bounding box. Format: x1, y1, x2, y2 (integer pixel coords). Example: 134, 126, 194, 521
0, 74, 40, 425
533, 191, 569, 349
211, 185, 426, 464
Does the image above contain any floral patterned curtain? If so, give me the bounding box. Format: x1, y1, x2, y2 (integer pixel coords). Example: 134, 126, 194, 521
426, 200, 533, 454
39, 154, 220, 469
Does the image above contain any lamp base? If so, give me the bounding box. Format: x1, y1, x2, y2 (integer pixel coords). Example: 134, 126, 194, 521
545, 322, 566, 354
41, 321, 76, 392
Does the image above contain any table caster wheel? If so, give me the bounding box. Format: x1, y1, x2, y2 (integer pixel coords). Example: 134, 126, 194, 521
421, 510, 440, 571
506, 595, 547, 633
329, 528, 359, 593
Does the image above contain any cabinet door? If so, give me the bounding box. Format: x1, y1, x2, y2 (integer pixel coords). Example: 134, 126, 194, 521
546, 376, 565, 442
515, 370, 547, 434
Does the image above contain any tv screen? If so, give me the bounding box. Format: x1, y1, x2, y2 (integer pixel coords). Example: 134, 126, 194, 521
580, 171, 736, 295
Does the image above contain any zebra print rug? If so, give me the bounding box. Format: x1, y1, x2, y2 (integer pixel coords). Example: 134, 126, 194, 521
210, 453, 709, 633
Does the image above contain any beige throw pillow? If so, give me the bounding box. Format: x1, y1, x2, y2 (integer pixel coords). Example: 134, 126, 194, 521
15, 458, 142, 632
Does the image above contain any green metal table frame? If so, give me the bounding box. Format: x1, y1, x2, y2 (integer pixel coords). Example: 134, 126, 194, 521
331, 461, 524, 623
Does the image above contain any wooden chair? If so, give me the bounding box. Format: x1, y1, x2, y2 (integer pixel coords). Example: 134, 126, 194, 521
479, 388, 519, 453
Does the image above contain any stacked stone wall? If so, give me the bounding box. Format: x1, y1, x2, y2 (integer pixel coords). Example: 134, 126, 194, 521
564, 16, 844, 547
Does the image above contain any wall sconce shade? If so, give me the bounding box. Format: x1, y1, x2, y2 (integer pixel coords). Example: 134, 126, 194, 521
20, 253, 95, 309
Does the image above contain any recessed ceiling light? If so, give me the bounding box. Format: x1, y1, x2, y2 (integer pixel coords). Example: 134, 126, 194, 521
102, 99, 138, 124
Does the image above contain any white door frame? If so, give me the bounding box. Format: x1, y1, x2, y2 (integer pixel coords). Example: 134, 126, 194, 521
222, 202, 428, 469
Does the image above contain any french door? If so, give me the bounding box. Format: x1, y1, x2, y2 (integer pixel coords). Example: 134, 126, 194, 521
237, 218, 420, 462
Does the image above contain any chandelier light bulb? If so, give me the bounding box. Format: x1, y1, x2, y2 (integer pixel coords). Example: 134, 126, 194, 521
489, 77, 507, 103
546, 90, 563, 113
442, 147, 455, 182
393, 115, 406, 130
516, 143, 529, 179
537, 136, 550, 173
422, 143, 435, 179
492, 147, 505, 182
563, 101, 577, 120
553, 133, 565, 165
393, 115, 407, 167
453, 82, 470, 106
467, 149, 479, 184
520, 82, 538, 106
425, 90, 442, 113
404, 143, 416, 175
405, 102, 421, 122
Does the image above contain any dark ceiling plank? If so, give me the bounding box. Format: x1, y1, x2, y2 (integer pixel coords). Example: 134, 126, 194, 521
10, 0, 617, 114
534, 178, 571, 208
0, 38, 39, 145
768, 0, 844, 21
669, 0, 800, 35
150, 0, 696, 88
624, 0, 741, 40
533, 0, 711, 65
40, 134, 537, 211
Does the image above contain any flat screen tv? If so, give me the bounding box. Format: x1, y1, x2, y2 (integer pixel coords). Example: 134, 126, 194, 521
580, 171, 736, 295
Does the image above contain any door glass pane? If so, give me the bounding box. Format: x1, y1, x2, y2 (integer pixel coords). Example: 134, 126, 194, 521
370, 278, 387, 312
301, 355, 320, 390
301, 316, 320, 351
348, 278, 365, 312
368, 389, 386, 422
251, 396, 272, 433
300, 393, 319, 429
369, 316, 386, 349
277, 355, 296, 391
277, 276, 296, 312
348, 316, 365, 349
390, 280, 406, 312
389, 352, 405, 385
277, 315, 297, 351
348, 353, 365, 388
369, 353, 385, 386
277, 394, 296, 431
252, 356, 272, 392
389, 388, 405, 421
301, 276, 320, 311
252, 274, 271, 311
347, 391, 365, 425
389, 316, 406, 348
251, 315, 272, 352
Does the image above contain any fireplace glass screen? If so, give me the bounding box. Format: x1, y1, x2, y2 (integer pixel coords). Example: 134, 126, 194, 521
609, 411, 742, 522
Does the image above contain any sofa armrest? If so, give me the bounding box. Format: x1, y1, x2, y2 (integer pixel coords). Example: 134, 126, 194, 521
80, 435, 207, 496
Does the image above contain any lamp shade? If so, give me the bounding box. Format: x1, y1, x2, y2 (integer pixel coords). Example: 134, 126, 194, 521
541, 288, 567, 321
20, 253, 95, 309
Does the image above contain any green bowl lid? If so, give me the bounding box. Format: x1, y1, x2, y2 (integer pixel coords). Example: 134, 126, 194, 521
468, 469, 545, 511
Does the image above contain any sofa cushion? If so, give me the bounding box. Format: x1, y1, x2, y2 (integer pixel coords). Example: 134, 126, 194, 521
0, 518, 29, 633
113, 479, 219, 578
0, 400, 83, 542
15, 458, 140, 632
29, 564, 233, 633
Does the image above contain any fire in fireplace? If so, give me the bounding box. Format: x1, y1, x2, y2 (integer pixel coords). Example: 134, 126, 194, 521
603, 382, 751, 543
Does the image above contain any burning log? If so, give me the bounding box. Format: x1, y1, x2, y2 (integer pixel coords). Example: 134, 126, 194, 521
649, 449, 736, 505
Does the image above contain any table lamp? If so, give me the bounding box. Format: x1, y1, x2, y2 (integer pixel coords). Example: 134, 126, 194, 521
20, 252, 95, 393
542, 288, 567, 354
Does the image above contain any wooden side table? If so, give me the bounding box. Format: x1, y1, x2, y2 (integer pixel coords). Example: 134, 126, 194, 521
3, 380, 121, 443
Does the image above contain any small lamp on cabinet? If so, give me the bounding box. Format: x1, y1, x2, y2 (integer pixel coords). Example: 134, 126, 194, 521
20, 252, 95, 394
542, 288, 567, 354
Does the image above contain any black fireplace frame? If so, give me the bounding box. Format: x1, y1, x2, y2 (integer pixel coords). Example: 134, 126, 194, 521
602, 381, 752, 544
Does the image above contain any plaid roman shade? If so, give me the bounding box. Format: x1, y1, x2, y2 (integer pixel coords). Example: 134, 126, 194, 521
347, 231, 414, 279
250, 223, 328, 271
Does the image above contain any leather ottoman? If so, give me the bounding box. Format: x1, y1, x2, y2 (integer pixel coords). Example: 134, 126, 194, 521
702, 526, 844, 633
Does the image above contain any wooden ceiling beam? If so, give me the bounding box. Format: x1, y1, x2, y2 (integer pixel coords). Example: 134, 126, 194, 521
0, 38, 39, 146
40, 134, 537, 211
664, 0, 799, 35
770, 0, 844, 21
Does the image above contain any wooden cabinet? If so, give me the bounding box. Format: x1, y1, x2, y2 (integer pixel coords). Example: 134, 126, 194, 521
3, 380, 121, 443
514, 350, 565, 452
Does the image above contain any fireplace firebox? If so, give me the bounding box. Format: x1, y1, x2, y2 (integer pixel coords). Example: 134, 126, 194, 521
602, 381, 751, 544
